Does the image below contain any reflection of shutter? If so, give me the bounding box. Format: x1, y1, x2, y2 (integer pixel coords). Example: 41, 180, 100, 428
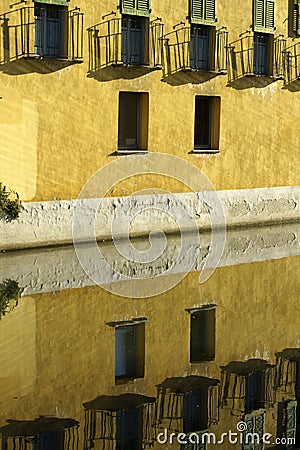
182, 431, 207, 450
297, 0, 300, 35
243, 410, 265, 450
34, 0, 69, 6
190, 0, 215, 25
285, 401, 297, 450
254, 0, 275, 32
121, 0, 150, 17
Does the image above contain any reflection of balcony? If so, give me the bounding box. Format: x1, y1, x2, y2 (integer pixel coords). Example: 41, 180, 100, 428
162, 25, 228, 80
87, 16, 163, 74
0, 417, 79, 450
83, 394, 156, 450
220, 359, 276, 416
0, 6, 84, 72
227, 33, 286, 84
156, 376, 219, 434
275, 348, 300, 399
283, 42, 300, 86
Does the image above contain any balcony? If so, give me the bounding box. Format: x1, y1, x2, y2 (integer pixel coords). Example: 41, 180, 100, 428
0, 5, 84, 73
283, 42, 300, 89
162, 24, 228, 83
87, 16, 164, 78
227, 32, 286, 87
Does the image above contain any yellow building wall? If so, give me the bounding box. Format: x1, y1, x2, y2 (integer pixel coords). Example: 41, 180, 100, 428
0, 0, 299, 201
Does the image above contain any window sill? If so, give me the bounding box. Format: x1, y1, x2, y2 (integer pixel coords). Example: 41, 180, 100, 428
112, 62, 162, 70
117, 149, 149, 155
191, 149, 221, 154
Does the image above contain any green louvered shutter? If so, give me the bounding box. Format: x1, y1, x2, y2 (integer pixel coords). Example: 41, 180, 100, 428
190, 0, 215, 25
121, 0, 150, 16
297, 0, 300, 35
285, 401, 297, 450
34, 0, 69, 5
242, 410, 265, 450
182, 432, 207, 450
254, 0, 275, 32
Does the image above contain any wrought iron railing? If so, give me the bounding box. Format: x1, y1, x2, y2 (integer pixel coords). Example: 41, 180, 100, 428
227, 33, 286, 82
87, 17, 164, 72
283, 42, 300, 84
0, 6, 84, 64
162, 25, 228, 76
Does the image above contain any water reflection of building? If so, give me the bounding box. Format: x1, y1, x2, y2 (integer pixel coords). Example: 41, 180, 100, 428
0, 417, 79, 450
82, 394, 156, 450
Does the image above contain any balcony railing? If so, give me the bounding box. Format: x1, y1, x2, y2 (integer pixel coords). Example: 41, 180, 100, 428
227, 33, 286, 82
0, 6, 84, 65
283, 42, 300, 84
87, 17, 164, 73
162, 25, 228, 76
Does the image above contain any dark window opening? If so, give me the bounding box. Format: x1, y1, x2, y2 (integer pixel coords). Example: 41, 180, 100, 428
190, 25, 212, 70
253, 32, 271, 75
194, 96, 220, 150
115, 322, 145, 382
121, 15, 147, 65
116, 408, 143, 450
32, 430, 64, 450
34, 3, 68, 58
245, 371, 264, 413
118, 92, 148, 151
190, 307, 216, 362
183, 390, 208, 433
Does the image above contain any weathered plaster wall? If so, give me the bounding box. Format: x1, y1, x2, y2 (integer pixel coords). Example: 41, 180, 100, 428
0, 0, 299, 201
0, 186, 299, 250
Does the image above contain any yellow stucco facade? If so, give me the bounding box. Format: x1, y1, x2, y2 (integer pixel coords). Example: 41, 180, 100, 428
0, 0, 299, 202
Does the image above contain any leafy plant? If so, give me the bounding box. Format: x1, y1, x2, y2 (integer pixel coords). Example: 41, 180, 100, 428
0, 279, 23, 319
0, 182, 21, 221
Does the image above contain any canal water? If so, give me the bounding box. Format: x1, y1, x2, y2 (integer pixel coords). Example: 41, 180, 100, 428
0, 223, 299, 449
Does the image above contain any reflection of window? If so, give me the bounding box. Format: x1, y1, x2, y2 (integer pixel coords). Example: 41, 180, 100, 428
121, 15, 148, 65
194, 96, 220, 151
33, 430, 64, 450
115, 322, 145, 382
189, 306, 216, 362
34, 3, 68, 58
116, 408, 143, 450
245, 371, 263, 414
183, 390, 208, 433
118, 92, 149, 152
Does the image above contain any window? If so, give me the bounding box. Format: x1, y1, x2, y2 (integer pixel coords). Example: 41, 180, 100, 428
121, 0, 151, 17
245, 371, 264, 413
118, 92, 149, 152
194, 96, 220, 151
33, 430, 64, 450
34, 3, 68, 58
190, 25, 214, 70
189, 306, 216, 362
253, 0, 275, 33
183, 390, 208, 433
121, 15, 148, 65
253, 32, 272, 75
296, 0, 300, 35
116, 408, 143, 449
115, 322, 145, 382
190, 0, 216, 25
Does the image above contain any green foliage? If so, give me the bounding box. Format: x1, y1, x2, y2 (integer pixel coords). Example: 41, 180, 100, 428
0, 182, 21, 221
0, 279, 23, 320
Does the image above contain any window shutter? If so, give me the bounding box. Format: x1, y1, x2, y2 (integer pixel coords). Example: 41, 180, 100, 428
265, 0, 275, 30
254, 0, 275, 32
190, 0, 215, 25
285, 401, 297, 450
121, 0, 150, 16
297, 0, 300, 35
205, 0, 216, 22
34, 0, 69, 5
